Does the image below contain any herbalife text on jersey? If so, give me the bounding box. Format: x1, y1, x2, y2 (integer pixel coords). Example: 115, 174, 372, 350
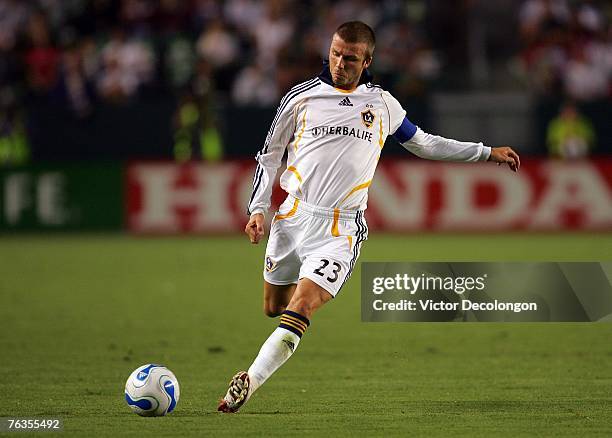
311, 125, 373, 142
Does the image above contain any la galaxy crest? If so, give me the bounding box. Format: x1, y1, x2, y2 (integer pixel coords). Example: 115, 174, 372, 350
361, 109, 375, 129
265, 256, 277, 272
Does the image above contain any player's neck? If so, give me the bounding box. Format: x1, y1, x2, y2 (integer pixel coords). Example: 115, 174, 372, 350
334, 82, 358, 92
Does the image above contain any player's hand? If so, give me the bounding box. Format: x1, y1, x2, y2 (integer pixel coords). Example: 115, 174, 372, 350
245, 213, 265, 244
488, 146, 521, 172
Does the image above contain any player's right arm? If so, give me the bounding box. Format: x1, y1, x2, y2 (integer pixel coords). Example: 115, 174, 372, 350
245, 87, 302, 243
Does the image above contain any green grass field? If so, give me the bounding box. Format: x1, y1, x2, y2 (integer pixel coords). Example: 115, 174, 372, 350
1, 233, 612, 436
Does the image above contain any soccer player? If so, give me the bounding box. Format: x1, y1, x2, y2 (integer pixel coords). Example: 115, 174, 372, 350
218, 21, 520, 413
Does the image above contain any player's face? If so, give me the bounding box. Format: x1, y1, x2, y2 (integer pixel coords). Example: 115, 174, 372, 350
328, 34, 371, 90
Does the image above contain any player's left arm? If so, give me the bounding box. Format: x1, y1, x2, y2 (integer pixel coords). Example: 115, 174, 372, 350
393, 117, 520, 172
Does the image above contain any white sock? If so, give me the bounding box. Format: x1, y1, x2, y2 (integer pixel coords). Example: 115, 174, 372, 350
247, 310, 310, 396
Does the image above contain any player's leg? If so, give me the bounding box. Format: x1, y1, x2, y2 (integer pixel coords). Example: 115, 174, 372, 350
285, 277, 333, 319
246, 212, 368, 397
247, 278, 331, 391
263, 281, 296, 317
218, 205, 357, 413
219, 205, 304, 413
218, 278, 331, 413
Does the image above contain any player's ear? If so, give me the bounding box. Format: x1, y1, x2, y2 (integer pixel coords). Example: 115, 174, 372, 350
364, 56, 372, 69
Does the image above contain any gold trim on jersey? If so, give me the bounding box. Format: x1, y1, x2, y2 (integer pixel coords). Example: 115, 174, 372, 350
334, 87, 355, 94
287, 165, 303, 195
340, 180, 372, 205
378, 115, 384, 149
274, 198, 300, 221
293, 109, 307, 152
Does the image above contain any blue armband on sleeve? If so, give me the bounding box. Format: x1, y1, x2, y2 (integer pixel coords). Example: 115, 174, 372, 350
392, 117, 418, 143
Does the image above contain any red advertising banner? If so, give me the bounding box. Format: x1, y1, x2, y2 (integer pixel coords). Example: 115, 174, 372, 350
126, 159, 612, 233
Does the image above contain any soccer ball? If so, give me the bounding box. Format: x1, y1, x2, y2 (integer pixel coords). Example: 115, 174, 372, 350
124, 364, 180, 417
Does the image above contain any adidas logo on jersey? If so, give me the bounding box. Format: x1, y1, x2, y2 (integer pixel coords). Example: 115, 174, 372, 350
338, 97, 353, 107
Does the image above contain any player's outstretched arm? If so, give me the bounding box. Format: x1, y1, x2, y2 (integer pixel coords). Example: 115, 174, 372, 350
245, 213, 265, 244
488, 146, 521, 172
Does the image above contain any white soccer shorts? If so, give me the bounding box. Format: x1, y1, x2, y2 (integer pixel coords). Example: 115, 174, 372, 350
263, 196, 368, 297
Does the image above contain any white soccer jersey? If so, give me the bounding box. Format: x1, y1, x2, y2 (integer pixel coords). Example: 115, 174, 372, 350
247, 73, 491, 215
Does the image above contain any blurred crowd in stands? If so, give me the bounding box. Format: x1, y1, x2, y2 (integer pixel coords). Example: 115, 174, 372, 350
2, 0, 608, 108
0, 0, 442, 114
0, 0, 610, 163
518, 0, 612, 101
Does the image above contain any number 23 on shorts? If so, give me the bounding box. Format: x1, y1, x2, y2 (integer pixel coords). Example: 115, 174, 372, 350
313, 258, 341, 283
